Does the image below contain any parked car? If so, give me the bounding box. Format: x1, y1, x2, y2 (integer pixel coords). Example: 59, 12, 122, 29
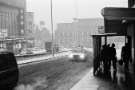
0, 51, 19, 89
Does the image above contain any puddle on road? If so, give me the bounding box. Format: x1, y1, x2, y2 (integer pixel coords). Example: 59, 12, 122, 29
15, 77, 48, 90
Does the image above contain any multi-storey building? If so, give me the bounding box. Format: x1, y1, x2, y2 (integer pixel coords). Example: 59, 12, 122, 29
25, 12, 34, 34
24, 12, 35, 48
33, 26, 52, 49
0, 0, 26, 53
55, 18, 104, 48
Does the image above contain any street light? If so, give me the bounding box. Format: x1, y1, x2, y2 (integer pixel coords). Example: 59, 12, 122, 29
50, 0, 54, 56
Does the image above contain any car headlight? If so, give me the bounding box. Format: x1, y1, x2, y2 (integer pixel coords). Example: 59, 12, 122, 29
80, 54, 85, 59
69, 54, 73, 58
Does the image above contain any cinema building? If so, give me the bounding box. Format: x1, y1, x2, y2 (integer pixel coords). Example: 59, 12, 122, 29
95, 0, 135, 72
0, 0, 26, 54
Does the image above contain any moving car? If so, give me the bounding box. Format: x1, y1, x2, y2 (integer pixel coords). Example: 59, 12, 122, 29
0, 51, 19, 89
68, 47, 87, 61
69, 52, 87, 61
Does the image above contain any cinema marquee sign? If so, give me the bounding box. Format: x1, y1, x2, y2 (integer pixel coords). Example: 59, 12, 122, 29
101, 7, 135, 34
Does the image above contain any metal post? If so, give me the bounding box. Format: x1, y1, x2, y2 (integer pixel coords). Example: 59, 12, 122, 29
134, 22, 135, 73
50, 0, 54, 56
125, 36, 127, 45
105, 36, 107, 45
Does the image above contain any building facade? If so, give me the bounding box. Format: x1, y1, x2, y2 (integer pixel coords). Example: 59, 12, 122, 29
24, 12, 35, 48
33, 27, 52, 49
25, 12, 34, 34
101, 0, 135, 72
0, 0, 26, 53
55, 18, 104, 48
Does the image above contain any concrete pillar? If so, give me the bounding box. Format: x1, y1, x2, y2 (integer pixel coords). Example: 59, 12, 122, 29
133, 24, 135, 73
105, 36, 107, 45
128, 0, 134, 8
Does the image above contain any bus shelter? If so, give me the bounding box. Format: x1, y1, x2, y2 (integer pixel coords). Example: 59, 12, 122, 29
92, 33, 127, 76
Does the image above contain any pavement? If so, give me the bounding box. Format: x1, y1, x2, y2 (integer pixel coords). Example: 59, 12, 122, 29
70, 68, 117, 90
71, 64, 135, 90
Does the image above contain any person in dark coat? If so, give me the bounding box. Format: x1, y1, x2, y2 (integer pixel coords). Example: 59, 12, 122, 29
121, 43, 131, 71
107, 44, 112, 71
111, 43, 117, 71
101, 44, 109, 73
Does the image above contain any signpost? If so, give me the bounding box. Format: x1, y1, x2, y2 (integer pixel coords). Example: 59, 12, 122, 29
50, 0, 54, 56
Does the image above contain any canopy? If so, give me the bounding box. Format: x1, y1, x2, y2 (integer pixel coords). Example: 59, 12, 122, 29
101, 7, 135, 35
102, 7, 135, 20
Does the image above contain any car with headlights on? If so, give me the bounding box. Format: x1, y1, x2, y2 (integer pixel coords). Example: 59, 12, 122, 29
69, 52, 87, 61
68, 47, 87, 61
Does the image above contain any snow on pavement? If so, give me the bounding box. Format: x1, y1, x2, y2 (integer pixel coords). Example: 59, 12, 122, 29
17, 51, 72, 65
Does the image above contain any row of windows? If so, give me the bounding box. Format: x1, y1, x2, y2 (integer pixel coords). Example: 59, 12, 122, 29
0, 9, 25, 38
19, 9, 25, 35
0, 12, 18, 38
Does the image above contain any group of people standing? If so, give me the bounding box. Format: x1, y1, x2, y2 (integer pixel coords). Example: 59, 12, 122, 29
100, 43, 117, 74
94, 42, 132, 76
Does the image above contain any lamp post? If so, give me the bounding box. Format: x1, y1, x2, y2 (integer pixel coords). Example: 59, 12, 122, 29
50, 0, 54, 56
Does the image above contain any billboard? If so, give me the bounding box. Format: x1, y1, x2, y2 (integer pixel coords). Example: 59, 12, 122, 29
101, 7, 135, 35
0, 0, 26, 9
